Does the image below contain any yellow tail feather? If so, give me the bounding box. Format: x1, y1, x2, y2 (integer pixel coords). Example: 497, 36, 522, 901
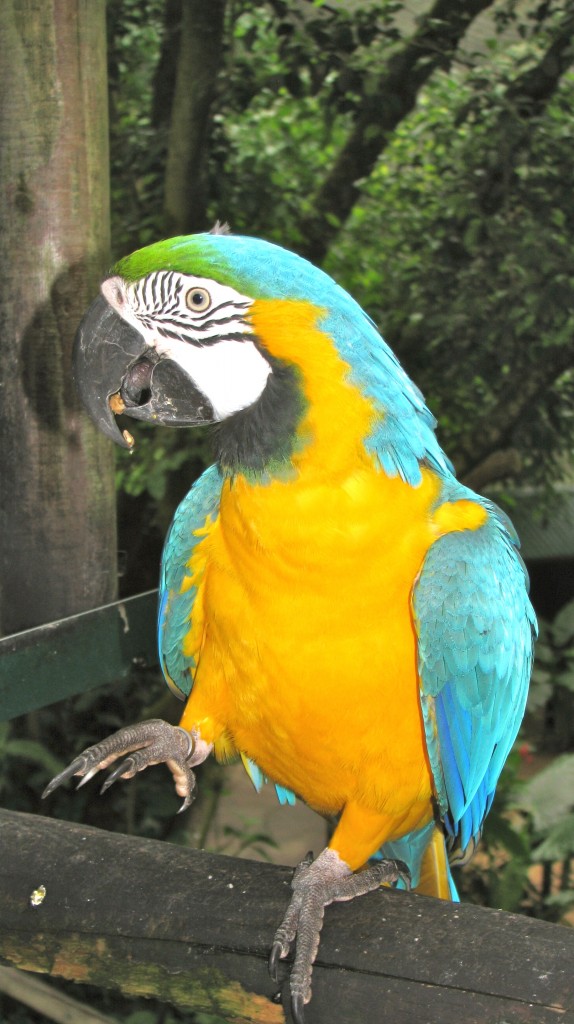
415, 827, 452, 900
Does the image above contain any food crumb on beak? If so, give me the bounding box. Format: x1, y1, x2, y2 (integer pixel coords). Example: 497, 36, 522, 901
108, 392, 135, 448
109, 392, 126, 415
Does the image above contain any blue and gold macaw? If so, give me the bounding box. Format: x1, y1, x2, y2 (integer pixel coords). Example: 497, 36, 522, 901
45, 228, 536, 1021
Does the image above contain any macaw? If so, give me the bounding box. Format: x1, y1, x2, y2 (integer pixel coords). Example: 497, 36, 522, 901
44, 227, 536, 1022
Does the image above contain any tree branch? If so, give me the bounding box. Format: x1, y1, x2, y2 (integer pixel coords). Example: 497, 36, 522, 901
506, 6, 574, 114
296, 0, 496, 263
461, 448, 523, 490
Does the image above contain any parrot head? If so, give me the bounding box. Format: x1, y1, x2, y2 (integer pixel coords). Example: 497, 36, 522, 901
75, 231, 274, 451
75, 229, 449, 482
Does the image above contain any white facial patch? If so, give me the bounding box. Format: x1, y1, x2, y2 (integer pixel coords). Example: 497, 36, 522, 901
101, 272, 272, 420
152, 335, 272, 419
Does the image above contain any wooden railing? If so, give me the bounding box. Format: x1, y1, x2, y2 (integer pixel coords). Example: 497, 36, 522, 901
1, 597, 573, 1023
0, 591, 158, 720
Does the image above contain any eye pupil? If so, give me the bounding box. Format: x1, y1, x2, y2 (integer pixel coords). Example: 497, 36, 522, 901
186, 287, 210, 312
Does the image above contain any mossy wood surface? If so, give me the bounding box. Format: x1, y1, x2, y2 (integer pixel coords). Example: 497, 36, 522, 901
0, 809, 573, 1023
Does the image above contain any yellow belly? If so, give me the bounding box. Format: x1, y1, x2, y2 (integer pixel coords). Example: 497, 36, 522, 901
178, 463, 484, 837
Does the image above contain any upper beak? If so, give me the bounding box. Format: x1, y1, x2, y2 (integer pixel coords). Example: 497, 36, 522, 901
73, 293, 216, 448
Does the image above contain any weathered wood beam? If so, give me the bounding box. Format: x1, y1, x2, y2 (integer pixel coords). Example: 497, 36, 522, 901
0, 810, 572, 1023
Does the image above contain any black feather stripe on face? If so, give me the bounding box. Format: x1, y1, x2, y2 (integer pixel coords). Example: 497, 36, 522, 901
128, 272, 252, 346
154, 325, 252, 345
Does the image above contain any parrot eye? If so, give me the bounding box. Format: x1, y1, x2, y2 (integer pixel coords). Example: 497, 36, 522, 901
186, 287, 211, 313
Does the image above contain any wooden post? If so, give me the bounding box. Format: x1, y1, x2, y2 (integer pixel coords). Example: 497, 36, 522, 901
0, 0, 116, 636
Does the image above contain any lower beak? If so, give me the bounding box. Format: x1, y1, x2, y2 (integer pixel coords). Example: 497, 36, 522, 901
73, 295, 216, 448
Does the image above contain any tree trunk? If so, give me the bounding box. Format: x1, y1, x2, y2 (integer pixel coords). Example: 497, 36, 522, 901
163, 0, 227, 235
0, 0, 117, 636
151, 0, 182, 131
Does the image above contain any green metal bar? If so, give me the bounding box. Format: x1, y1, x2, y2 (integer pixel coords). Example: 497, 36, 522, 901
0, 591, 158, 721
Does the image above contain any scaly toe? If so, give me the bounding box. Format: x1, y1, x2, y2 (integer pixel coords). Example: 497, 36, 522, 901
271, 849, 410, 1018
42, 720, 198, 803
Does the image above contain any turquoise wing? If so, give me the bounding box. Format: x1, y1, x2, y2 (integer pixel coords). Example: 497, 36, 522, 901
413, 496, 537, 860
158, 463, 222, 699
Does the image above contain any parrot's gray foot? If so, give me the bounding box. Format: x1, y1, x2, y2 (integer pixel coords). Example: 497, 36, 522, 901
269, 848, 410, 1024
42, 719, 207, 812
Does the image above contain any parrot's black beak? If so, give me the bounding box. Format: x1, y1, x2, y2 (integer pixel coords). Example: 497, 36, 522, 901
73, 294, 216, 449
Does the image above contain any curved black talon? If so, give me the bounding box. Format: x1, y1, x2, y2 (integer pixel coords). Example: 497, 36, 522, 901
41, 719, 198, 810
291, 992, 305, 1024
42, 755, 96, 799
393, 859, 412, 891
268, 943, 281, 984
100, 756, 138, 793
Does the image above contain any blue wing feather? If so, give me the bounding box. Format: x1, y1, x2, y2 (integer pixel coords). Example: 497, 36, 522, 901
240, 753, 297, 805
413, 488, 537, 861
158, 464, 222, 698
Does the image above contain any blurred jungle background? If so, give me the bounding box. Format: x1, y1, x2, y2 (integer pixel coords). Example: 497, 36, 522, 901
1, 1, 574, 1021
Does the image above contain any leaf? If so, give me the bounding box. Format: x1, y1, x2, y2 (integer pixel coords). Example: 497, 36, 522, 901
534, 814, 574, 862
490, 854, 530, 912
5, 739, 64, 777
553, 600, 574, 646
533, 633, 555, 665
0, 721, 9, 755
487, 816, 530, 859
557, 668, 574, 694
515, 755, 574, 832
526, 671, 553, 710
545, 890, 574, 908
